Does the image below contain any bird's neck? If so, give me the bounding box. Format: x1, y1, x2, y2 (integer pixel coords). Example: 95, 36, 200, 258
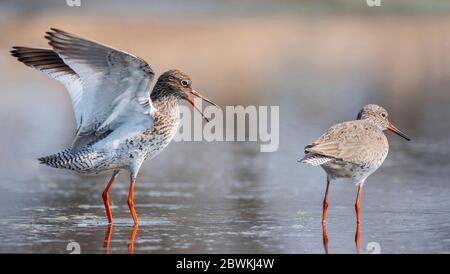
152, 94, 179, 120
150, 81, 180, 130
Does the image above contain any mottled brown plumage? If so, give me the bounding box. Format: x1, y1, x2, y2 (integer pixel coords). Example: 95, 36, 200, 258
300, 104, 411, 231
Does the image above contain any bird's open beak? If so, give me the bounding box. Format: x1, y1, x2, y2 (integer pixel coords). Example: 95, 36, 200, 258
387, 122, 411, 141
185, 90, 217, 122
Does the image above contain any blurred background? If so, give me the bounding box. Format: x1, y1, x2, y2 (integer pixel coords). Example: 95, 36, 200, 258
0, 0, 450, 253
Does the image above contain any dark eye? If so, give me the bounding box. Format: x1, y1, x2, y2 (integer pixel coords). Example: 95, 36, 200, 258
181, 80, 190, 87
381, 112, 387, 118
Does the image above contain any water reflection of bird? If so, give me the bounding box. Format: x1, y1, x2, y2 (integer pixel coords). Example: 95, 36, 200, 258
299, 104, 410, 253
104, 224, 138, 254
11, 28, 216, 225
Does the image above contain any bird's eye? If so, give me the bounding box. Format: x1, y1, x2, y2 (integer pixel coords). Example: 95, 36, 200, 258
381, 112, 387, 118
181, 80, 190, 87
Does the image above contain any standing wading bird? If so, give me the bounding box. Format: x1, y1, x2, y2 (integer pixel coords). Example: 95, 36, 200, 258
299, 104, 410, 252
10, 28, 216, 225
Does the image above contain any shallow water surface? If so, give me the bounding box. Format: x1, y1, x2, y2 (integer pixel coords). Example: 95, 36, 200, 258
0, 132, 449, 253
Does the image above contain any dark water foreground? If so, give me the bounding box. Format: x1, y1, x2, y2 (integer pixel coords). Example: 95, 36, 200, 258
0, 135, 449, 253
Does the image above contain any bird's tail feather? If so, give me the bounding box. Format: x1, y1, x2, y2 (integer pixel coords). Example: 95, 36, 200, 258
299, 154, 333, 166
38, 147, 102, 172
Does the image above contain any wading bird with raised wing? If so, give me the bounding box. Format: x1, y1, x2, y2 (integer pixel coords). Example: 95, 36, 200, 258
11, 28, 216, 225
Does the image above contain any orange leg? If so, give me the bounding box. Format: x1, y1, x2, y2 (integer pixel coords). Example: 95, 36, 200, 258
355, 184, 363, 225
322, 179, 331, 224
102, 171, 119, 224
128, 224, 138, 254
321, 179, 331, 254
355, 184, 363, 253
127, 180, 138, 225
103, 224, 113, 254
355, 222, 361, 254
322, 223, 329, 254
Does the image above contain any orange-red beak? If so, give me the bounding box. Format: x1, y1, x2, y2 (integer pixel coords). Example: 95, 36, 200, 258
387, 122, 411, 141
184, 90, 217, 122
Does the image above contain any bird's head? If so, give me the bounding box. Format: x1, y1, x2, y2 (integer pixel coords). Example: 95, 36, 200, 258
153, 69, 216, 121
357, 104, 411, 141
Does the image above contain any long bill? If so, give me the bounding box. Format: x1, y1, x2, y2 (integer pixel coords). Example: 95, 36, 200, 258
184, 90, 217, 122
387, 122, 411, 141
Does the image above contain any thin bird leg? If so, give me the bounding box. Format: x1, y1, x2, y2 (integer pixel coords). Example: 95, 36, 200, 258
128, 224, 138, 254
355, 222, 361, 254
102, 170, 119, 224
355, 184, 363, 225
127, 180, 139, 225
322, 179, 331, 224
355, 184, 363, 253
322, 222, 329, 254
321, 179, 331, 254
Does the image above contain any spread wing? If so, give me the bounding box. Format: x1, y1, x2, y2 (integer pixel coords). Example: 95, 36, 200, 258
12, 28, 156, 151
10, 47, 84, 127
303, 121, 372, 164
